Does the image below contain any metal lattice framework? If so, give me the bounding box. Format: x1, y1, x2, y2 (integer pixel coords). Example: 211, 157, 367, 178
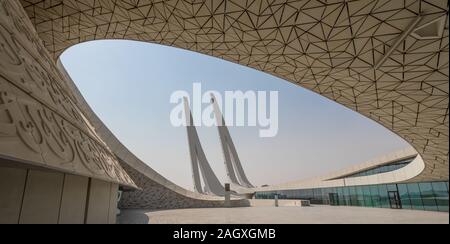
19, 0, 449, 181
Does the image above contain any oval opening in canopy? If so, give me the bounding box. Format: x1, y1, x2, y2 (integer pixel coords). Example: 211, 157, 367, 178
59, 40, 412, 190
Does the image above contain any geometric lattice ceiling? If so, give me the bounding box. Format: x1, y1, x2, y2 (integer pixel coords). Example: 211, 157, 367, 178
20, 0, 449, 181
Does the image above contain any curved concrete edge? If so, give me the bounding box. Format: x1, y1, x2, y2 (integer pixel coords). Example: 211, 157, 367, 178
324, 148, 420, 181
56, 60, 247, 205
56, 56, 428, 200
244, 148, 426, 193
118, 160, 250, 209
341, 154, 425, 186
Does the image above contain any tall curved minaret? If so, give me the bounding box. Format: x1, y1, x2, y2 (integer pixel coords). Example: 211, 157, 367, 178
183, 97, 225, 196
210, 94, 254, 188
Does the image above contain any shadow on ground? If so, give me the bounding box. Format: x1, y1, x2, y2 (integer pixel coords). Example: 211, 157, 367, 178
117, 210, 150, 224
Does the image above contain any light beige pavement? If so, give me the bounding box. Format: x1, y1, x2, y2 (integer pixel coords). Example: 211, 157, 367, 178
118, 206, 449, 224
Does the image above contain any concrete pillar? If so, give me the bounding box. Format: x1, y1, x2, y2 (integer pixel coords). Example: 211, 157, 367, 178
224, 183, 231, 208
108, 183, 119, 224
275, 195, 279, 207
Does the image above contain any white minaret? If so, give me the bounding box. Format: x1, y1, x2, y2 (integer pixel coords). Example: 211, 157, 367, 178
184, 97, 225, 196
211, 94, 254, 188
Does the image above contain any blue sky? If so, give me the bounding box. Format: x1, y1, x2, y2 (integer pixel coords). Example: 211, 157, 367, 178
60, 40, 410, 190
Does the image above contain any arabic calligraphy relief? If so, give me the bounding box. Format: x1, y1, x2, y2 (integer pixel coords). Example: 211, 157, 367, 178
0, 0, 135, 187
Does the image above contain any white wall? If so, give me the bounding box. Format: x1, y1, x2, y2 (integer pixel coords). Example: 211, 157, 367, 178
0, 163, 119, 224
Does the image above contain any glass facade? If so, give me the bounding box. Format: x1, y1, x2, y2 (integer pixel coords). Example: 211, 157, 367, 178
331, 158, 414, 179
255, 181, 449, 212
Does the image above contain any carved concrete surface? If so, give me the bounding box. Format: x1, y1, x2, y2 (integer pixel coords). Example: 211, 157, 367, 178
0, 0, 135, 187
18, 0, 449, 181
119, 161, 250, 209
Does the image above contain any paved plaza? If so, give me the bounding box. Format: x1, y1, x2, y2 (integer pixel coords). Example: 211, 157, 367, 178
118, 206, 449, 224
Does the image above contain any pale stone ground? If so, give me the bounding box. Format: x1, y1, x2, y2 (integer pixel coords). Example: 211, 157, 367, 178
118, 205, 449, 224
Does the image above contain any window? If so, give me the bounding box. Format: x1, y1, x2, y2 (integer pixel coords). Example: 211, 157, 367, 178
313, 188, 322, 203
370, 185, 381, 207
356, 186, 365, 206
343, 187, 351, 206
253, 181, 448, 212
398, 184, 412, 210
387, 184, 397, 192
432, 182, 449, 212
305, 189, 313, 200
298, 189, 306, 199
348, 186, 357, 206
337, 188, 345, 206
362, 186, 373, 207
407, 183, 424, 210
378, 185, 390, 208
322, 188, 331, 204
419, 183, 438, 211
